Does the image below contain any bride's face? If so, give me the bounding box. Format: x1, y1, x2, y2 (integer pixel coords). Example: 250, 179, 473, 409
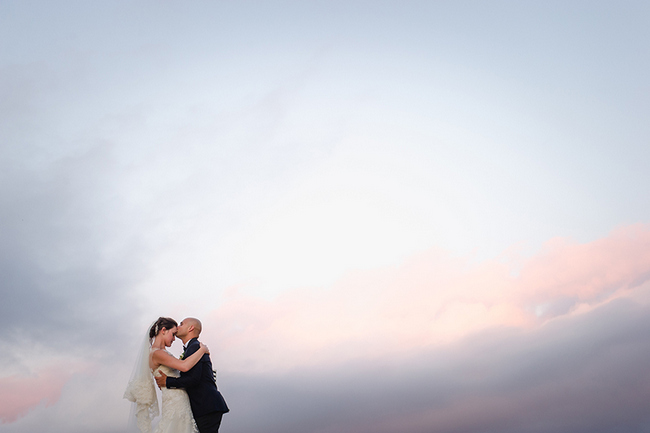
160, 326, 178, 347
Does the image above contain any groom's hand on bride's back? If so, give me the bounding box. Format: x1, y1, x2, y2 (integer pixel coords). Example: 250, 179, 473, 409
155, 371, 167, 389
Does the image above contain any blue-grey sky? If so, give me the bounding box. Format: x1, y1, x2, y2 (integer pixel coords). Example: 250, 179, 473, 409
1, 1, 650, 433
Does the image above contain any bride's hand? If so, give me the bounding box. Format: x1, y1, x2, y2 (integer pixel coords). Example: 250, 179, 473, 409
200, 342, 210, 354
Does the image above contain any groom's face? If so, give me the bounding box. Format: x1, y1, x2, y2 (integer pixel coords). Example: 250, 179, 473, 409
176, 320, 189, 338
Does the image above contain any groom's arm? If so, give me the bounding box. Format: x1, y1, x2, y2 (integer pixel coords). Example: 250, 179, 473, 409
166, 343, 203, 389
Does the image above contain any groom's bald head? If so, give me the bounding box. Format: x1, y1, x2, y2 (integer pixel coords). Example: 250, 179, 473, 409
176, 317, 202, 343
185, 317, 202, 335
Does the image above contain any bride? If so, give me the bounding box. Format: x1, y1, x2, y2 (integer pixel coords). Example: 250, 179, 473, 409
124, 317, 209, 433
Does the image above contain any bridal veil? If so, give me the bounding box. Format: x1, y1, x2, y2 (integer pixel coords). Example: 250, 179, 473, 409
124, 322, 159, 433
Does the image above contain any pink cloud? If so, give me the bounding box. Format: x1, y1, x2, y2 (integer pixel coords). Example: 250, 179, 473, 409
0, 366, 73, 423
519, 224, 650, 302
204, 224, 650, 373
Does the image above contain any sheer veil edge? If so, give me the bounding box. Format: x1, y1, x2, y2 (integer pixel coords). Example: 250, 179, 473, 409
123, 321, 159, 433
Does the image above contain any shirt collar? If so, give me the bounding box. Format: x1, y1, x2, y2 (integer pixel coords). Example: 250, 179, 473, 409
184, 337, 198, 350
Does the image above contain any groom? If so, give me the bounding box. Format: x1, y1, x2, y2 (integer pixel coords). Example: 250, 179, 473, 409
155, 317, 229, 433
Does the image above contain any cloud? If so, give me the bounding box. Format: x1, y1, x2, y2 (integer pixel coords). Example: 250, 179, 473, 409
205, 224, 650, 374
0, 365, 73, 423
0, 360, 133, 433
0, 141, 146, 351
0, 68, 157, 388
519, 224, 650, 302
190, 225, 650, 433
216, 288, 650, 433
3, 218, 650, 432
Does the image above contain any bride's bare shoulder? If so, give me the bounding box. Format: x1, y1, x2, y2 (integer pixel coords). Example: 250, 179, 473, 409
149, 348, 166, 369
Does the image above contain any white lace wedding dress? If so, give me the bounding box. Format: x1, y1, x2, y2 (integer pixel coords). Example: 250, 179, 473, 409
151, 350, 198, 433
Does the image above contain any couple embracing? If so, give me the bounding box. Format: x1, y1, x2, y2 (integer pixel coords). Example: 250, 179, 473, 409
124, 317, 229, 433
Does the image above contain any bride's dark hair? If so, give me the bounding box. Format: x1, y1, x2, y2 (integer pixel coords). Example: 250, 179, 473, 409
149, 317, 178, 339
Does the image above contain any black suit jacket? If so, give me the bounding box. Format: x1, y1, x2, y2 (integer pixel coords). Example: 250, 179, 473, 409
166, 338, 229, 418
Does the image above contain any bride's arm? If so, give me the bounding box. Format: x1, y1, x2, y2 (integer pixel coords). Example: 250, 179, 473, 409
152, 343, 209, 372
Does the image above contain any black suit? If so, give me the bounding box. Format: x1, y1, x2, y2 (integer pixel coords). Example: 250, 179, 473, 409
166, 338, 229, 433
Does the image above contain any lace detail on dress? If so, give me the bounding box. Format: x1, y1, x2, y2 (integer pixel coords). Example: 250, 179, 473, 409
124, 375, 159, 433
152, 353, 198, 433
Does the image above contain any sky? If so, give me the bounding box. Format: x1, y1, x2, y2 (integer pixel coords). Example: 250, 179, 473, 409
1, 1, 650, 432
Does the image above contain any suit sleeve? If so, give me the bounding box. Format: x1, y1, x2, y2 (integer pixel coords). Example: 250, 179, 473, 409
166, 342, 203, 389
